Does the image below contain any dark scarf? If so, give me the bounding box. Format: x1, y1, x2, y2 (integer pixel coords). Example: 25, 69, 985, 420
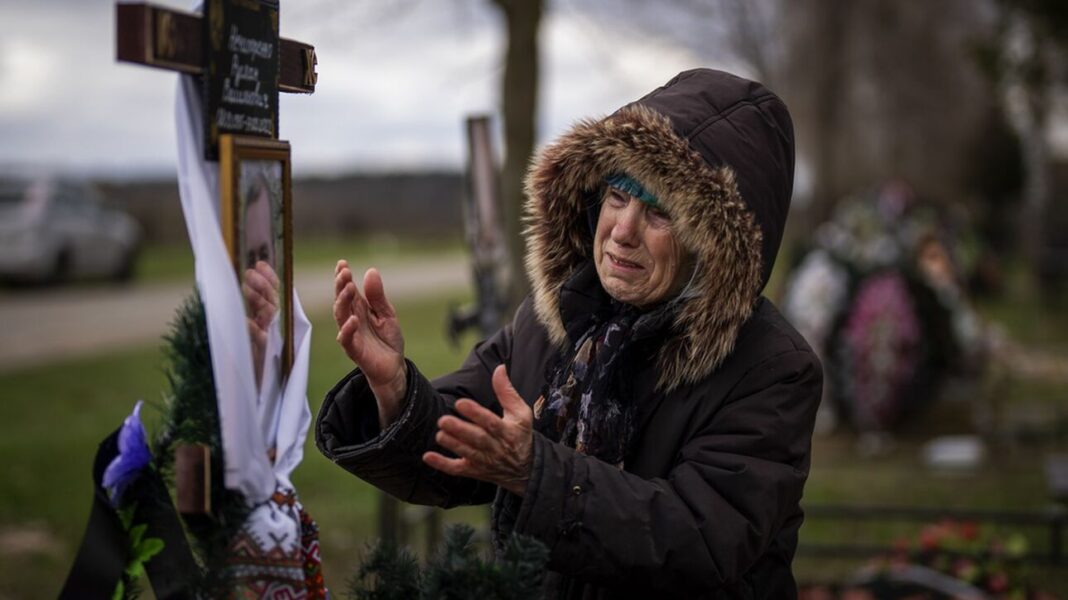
531, 182, 678, 468
533, 297, 675, 468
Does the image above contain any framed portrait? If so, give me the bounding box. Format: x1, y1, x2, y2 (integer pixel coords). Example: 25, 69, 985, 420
219, 134, 294, 387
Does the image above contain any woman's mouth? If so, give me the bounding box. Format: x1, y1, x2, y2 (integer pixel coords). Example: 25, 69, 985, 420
608, 252, 644, 271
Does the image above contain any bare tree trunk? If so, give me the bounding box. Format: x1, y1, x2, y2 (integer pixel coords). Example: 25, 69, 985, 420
808, 0, 851, 227
1002, 16, 1055, 293
1020, 80, 1051, 285
491, 0, 542, 305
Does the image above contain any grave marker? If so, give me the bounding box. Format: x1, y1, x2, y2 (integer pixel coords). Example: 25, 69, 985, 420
115, 0, 315, 513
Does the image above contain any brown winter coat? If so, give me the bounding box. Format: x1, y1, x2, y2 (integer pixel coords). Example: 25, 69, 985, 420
316, 69, 823, 598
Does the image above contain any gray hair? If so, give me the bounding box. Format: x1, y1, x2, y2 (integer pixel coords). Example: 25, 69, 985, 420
668, 257, 702, 307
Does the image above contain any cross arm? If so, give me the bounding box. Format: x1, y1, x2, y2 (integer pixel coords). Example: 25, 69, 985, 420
116, 2, 317, 93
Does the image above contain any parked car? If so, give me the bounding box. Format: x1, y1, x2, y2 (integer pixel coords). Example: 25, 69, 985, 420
0, 178, 142, 284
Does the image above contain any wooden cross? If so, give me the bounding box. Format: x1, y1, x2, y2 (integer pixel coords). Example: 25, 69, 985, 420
116, 0, 317, 158
116, 2, 316, 90
115, 0, 317, 513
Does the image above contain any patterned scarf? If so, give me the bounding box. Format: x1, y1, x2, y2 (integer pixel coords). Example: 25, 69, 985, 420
533, 304, 651, 468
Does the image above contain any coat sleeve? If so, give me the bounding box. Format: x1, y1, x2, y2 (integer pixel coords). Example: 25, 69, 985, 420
505, 349, 822, 595
314, 316, 517, 508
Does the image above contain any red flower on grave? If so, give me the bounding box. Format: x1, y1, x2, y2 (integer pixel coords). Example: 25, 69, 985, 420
919, 526, 944, 551
958, 520, 979, 541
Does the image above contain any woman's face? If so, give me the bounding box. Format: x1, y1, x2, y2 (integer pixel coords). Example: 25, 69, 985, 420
593, 186, 689, 308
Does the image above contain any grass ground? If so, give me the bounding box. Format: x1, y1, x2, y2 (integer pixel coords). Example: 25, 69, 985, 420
0, 248, 1065, 597
798, 436, 1063, 591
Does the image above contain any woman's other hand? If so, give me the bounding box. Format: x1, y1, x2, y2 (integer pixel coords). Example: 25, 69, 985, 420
423, 365, 534, 496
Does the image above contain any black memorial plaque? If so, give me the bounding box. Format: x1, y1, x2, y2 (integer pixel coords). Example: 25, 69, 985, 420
203, 0, 280, 160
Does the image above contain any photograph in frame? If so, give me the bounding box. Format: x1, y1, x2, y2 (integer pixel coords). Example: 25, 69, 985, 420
219, 135, 294, 397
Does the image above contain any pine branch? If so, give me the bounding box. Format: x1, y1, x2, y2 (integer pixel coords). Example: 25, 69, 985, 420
347, 539, 421, 600
348, 524, 549, 600
151, 289, 250, 596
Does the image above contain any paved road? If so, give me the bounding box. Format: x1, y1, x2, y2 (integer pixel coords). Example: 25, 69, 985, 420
0, 257, 469, 373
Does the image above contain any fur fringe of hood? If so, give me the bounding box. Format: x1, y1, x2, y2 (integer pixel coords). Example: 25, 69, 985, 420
523, 104, 765, 392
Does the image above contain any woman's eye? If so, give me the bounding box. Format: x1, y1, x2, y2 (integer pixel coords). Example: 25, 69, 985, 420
648, 207, 671, 227
606, 190, 628, 207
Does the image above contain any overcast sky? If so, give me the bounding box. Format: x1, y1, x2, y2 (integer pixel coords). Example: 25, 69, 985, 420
0, 0, 747, 178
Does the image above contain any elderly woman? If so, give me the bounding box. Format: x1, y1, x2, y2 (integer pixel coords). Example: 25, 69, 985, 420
316, 69, 822, 598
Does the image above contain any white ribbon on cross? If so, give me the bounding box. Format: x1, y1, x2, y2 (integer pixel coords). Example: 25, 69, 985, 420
173, 73, 312, 504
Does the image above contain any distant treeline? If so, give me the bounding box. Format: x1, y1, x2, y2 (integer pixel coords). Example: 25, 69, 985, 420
96, 172, 464, 244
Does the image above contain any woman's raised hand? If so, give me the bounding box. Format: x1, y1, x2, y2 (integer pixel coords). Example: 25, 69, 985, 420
334, 260, 408, 426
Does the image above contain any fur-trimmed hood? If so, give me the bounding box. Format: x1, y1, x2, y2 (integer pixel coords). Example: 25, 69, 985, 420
523, 69, 796, 391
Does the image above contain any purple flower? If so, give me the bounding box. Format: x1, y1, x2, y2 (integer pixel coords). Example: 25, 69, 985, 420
103, 400, 152, 507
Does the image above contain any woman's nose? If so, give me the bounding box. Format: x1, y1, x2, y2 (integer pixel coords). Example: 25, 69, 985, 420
611, 201, 643, 246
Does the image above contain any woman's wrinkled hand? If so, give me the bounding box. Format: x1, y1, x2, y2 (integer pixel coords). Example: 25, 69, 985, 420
334, 260, 407, 426
423, 365, 534, 496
